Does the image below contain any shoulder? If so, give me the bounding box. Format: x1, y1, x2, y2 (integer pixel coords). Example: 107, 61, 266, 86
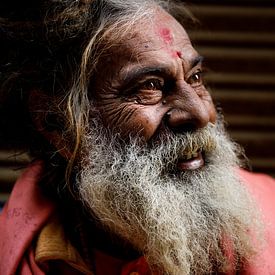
239, 168, 275, 184
238, 169, 275, 218
238, 170, 275, 273
0, 160, 55, 275
238, 168, 275, 200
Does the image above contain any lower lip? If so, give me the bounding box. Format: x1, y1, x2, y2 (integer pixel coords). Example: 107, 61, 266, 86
177, 152, 204, 171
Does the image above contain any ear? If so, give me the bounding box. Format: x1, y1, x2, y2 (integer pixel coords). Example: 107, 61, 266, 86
28, 90, 72, 159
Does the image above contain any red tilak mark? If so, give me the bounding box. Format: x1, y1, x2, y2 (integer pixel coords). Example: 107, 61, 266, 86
170, 51, 182, 58
171, 51, 178, 58
159, 28, 173, 44
158, 28, 182, 59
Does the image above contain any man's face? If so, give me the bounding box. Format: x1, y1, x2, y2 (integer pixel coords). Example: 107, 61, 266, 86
78, 8, 258, 275
92, 9, 216, 159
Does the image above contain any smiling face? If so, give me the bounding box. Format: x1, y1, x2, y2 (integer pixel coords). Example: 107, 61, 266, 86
91, 8, 216, 170
76, 7, 260, 273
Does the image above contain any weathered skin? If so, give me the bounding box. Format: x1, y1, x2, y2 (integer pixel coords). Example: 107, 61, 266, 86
91, 9, 216, 142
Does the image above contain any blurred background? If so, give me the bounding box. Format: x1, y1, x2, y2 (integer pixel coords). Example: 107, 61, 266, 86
0, 0, 274, 201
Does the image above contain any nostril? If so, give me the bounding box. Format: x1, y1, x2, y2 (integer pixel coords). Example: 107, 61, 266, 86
170, 123, 197, 135
164, 108, 208, 134
164, 112, 197, 134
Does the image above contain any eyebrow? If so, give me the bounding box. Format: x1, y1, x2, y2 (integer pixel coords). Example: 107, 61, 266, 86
190, 55, 204, 69
121, 66, 170, 85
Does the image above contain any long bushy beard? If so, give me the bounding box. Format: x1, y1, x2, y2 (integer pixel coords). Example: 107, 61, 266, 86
78, 119, 260, 274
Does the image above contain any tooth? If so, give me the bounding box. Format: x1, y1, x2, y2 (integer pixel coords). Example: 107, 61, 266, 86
186, 153, 192, 160
180, 149, 202, 161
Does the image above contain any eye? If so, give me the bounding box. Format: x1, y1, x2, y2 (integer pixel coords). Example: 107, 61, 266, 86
140, 79, 163, 91
121, 78, 164, 105
187, 71, 203, 87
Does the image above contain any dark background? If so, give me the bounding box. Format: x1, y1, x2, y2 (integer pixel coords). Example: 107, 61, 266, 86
0, 0, 274, 200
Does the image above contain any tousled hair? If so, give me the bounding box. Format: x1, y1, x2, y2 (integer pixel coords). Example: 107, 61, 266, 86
0, 0, 195, 186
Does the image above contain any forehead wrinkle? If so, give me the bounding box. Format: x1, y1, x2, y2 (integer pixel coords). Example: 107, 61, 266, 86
101, 12, 198, 85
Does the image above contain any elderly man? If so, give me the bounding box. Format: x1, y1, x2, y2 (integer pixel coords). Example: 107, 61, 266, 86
0, 0, 275, 274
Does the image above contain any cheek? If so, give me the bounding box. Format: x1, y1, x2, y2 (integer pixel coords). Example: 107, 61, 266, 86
124, 105, 169, 141
98, 102, 166, 141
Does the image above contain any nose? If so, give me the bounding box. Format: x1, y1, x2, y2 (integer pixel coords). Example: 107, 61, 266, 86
165, 80, 214, 133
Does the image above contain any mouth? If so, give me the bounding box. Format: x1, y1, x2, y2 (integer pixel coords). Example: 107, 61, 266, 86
177, 150, 204, 171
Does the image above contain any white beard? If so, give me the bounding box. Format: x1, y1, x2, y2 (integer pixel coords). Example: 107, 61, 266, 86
78, 119, 260, 274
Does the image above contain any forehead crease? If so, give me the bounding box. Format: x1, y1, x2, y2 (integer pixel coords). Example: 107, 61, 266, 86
115, 47, 199, 81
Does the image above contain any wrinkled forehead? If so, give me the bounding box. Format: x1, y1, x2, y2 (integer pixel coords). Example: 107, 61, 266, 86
117, 9, 191, 51
95, 8, 194, 71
